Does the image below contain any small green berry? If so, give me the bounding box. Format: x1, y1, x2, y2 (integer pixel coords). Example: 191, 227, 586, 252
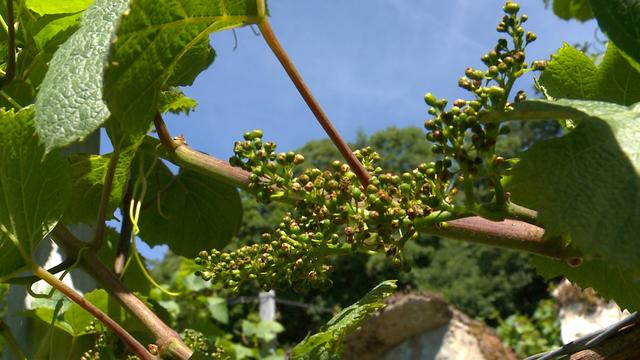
424, 92, 437, 106
503, 2, 520, 14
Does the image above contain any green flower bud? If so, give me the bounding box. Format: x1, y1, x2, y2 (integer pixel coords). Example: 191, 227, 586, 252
293, 154, 305, 165
526, 31, 537, 43
532, 59, 547, 71
471, 69, 484, 81
243, 131, 254, 141
424, 92, 437, 106
503, 2, 520, 14
252, 129, 263, 139
458, 77, 472, 90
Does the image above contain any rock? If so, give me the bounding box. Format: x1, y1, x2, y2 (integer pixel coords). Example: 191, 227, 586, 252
343, 292, 516, 360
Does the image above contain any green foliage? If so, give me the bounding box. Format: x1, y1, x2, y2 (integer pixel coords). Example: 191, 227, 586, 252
547, 0, 593, 21
290, 280, 396, 360
160, 88, 198, 115
588, 0, 640, 69
103, 0, 262, 142
25, 0, 94, 15
505, 99, 640, 309
136, 160, 243, 257
65, 151, 133, 224
34, 0, 130, 152
409, 240, 547, 319
540, 43, 640, 105
497, 298, 562, 356
0, 107, 70, 279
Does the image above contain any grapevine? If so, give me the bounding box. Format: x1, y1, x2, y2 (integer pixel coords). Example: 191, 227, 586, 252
194, 1, 549, 293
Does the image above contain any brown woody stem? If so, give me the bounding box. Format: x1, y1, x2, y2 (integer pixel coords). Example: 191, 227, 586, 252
52, 225, 193, 359
32, 265, 154, 360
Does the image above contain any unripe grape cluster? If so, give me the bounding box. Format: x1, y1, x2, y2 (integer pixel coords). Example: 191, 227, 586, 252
80, 322, 109, 360
195, 131, 454, 292
181, 329, 226, 359
195, 1, 545, 293
423, 1, 545, 207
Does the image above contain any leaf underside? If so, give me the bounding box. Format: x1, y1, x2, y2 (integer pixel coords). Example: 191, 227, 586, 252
0, 107, 71, 279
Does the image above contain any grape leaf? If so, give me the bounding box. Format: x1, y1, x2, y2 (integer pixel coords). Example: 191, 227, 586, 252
596, 43, 640, 105
30, 12, 84, 51
551, 0, 593, 21
159, 88, 198, 115
134, 159, 243, 257
534, 257, 640, 311
25, 0, 94, 15
540, 43, 640, 106
34, 0, 130, 152
206, 297, 229, 325
500, 99, 640, 294
290, 280, 397, 359
539, 43, 597, 100
0, 107, 71, 278
64, 150, 134, 224
588, 0, 640, 67
0, 240, 26, 281
103, 0, 263, 139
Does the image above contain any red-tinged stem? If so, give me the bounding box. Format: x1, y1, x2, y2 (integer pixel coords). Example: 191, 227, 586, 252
32, 265, 155, 360
256, 16, 371, 186
52, 225, 193, 359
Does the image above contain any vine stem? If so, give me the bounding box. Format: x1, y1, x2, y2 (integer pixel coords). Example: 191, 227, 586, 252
0, 320, 26, 360
0, 0, 15, 88
114, 179, 134, 276
92, 150, 120, 250
31, 265, 155, 360
256, 12, 371, 186
52, 225, 193, 359
143, 136, 579, 261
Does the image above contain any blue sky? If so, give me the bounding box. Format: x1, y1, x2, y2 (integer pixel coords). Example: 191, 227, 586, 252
160, 0, 598, 158
131, 1, 599, 259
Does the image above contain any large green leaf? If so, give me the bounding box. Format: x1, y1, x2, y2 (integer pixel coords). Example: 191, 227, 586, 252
499, 99, 640, 301
0, 107, 71, 279
551, 0, 593, 21
534, 257, 640, 311
135, 159, 243, 257
103, 0, 262, 138
588, 0, 640, 66
25, 0, 94, 15
64, 150, 133, 224
540, 43, 640, 106
290, 280, 397, 359
34, 0, 130, 152
596, 43, 640, 105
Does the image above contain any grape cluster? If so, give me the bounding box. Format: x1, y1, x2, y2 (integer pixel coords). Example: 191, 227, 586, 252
423, 1, 545, 208
80, 323, 108, 360
195, 1, 545, 293
181, 329, 226, 359
195, 132, 453, 292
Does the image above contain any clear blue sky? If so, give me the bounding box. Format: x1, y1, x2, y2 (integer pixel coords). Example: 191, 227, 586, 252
161, 0, 598, 158
129, 1, 598, 259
